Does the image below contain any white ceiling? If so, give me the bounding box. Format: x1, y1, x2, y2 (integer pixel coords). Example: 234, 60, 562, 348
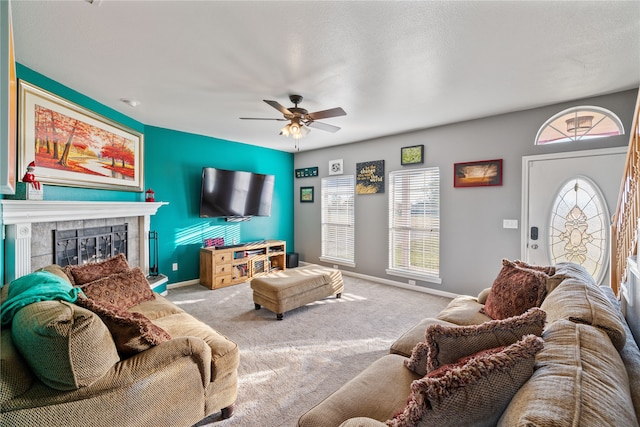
10, 0, 640, 153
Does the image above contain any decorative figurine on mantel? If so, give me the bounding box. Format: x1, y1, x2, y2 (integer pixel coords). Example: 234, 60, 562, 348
22, 161, 41, 190
7, 160, 44, 200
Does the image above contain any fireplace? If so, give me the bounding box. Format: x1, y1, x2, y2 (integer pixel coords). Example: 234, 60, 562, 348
1, 200, 167, 282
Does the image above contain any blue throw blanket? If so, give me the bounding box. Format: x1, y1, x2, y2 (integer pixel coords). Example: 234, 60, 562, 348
1, 271, 81, 326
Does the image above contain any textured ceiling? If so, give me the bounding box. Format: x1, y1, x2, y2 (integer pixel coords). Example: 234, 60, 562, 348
10, 0, 640, 153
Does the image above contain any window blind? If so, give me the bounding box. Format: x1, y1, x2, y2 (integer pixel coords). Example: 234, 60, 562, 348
321, 175, 355, 265
388, 168, 440, 281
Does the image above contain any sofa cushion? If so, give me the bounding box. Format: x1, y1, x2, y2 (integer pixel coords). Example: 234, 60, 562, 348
390, 318, 456, 357
152, 312, 239, 382
78, 267, 155, 310
545, 261, 596, 293
298, 354, 421, 427
76, 296, 171, 358
498, 320, 638, 427
64, 253, 130, 286
405, 308, 546, 375
388, 335, 543, 427
541, 278, 626, 351
11, 300, 119, 390
436, 295, 492, 326
0, 328, 34, 402
482, 259, 548, 320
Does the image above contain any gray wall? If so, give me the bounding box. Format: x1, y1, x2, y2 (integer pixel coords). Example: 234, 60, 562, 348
293, 89, 638, 296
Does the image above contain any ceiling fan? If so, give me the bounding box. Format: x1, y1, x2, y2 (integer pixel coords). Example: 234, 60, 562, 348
240, 95, 346, 141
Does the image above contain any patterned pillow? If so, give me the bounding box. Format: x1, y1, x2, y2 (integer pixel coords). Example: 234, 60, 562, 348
388, 335, 543, 427
79, 267, 155, 309
482, 259, 548, 320
405, 307, 546, 375
64, 253, 130, 285
514, 260, 556, 276
76, 296, 171, 358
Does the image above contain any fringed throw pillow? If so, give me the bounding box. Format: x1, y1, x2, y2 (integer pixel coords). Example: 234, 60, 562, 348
79, 266, 155, 310
64, 253, 130, 285
388, 335, 544, 427
405, 307, 546, 375
76, 296, 171, 358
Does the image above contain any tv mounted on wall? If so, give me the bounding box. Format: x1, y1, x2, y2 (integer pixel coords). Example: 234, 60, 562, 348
199, 167, 275, 218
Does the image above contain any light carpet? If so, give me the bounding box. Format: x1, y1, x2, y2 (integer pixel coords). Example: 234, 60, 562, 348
166, 274, 452, 427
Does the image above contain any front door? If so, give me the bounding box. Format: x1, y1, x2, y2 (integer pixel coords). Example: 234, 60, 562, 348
522, 147, 626, 284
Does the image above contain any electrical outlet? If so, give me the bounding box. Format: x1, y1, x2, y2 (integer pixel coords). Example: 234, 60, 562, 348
408, 279, 416, 285
333, 265, 339, 269
172, 263, 178, 271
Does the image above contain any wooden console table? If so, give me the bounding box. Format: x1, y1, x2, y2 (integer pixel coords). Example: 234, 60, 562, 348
199, 240, 286, 290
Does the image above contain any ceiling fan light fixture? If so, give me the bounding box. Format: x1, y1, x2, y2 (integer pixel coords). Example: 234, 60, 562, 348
566, 115, 593, 133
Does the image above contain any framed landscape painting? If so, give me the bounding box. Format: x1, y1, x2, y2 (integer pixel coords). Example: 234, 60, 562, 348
454, 159, 503, 188
18, 81, 144, 191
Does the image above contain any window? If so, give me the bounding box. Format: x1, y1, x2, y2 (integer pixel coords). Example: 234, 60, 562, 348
320, 175, 355, 266
535, 106, 624, 145
387, 167, 441, 283
549, 176, 609, 284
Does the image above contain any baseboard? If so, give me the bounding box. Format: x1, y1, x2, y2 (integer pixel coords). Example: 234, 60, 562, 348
167, 278, 201, 289
169, 265, 459, 299
300, 261, 459, 299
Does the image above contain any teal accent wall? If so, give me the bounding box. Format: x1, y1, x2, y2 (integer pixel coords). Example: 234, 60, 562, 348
144, 126, 293, 284
8, 65, 294, 287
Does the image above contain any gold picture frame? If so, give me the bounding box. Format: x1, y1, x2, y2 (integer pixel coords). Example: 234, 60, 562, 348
18, 81, 144, 191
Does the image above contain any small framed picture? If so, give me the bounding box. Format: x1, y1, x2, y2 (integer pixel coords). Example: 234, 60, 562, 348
454, 159, 503, 188
300, 186, 314, 203
401, 145, 424, 165
328, 159, 344, 175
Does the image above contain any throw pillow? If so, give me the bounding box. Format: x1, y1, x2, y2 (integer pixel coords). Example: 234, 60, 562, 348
388, 335, 544, 427
514, 260, 556, 276
11, 300, 120, 390
482, 259, 548, 320
405, 307, 546, 375
76, 296, 171, 358
79, 266, 155, 310
64, 253, 130, 286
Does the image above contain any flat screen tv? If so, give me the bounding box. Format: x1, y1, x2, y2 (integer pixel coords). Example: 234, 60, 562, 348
199, 167, 275, 218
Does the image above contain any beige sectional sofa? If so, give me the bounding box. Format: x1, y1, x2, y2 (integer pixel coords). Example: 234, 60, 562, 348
1, 259, 239, 427
298, 262, 640, 427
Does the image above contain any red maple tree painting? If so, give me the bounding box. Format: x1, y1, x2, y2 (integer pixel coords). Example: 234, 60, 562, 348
34, 104, 135, 180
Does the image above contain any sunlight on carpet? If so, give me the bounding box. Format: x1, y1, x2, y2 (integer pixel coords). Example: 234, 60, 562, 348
171, 275, 452, 427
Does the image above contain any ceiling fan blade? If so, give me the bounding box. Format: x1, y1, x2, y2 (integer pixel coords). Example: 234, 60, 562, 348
239, 117, 287, 121
264, 100, 293, 116
307, 121, 341, 133
307, 107, 346, 121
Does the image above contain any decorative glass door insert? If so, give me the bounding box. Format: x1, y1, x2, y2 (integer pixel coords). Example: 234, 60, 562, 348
549, 176, 609, 283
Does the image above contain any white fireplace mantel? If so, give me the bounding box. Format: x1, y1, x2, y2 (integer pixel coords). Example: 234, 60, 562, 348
1, 200, 168, 282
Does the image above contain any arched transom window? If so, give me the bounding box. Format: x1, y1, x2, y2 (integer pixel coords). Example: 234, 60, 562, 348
549, 176, 609, 284
535, 106, 624, 145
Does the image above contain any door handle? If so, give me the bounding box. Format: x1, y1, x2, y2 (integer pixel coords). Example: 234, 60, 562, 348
530, 226, 538, 240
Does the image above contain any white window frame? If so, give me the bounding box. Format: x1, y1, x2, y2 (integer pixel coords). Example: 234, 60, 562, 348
535, 105, 624, 145
386, 167, 441, 284
320, 175, 355, 267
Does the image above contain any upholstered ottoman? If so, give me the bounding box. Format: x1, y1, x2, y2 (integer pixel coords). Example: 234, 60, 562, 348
250, 264, 344, 319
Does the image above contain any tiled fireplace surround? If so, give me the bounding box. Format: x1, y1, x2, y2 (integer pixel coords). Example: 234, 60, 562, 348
1, 200, 166, 283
